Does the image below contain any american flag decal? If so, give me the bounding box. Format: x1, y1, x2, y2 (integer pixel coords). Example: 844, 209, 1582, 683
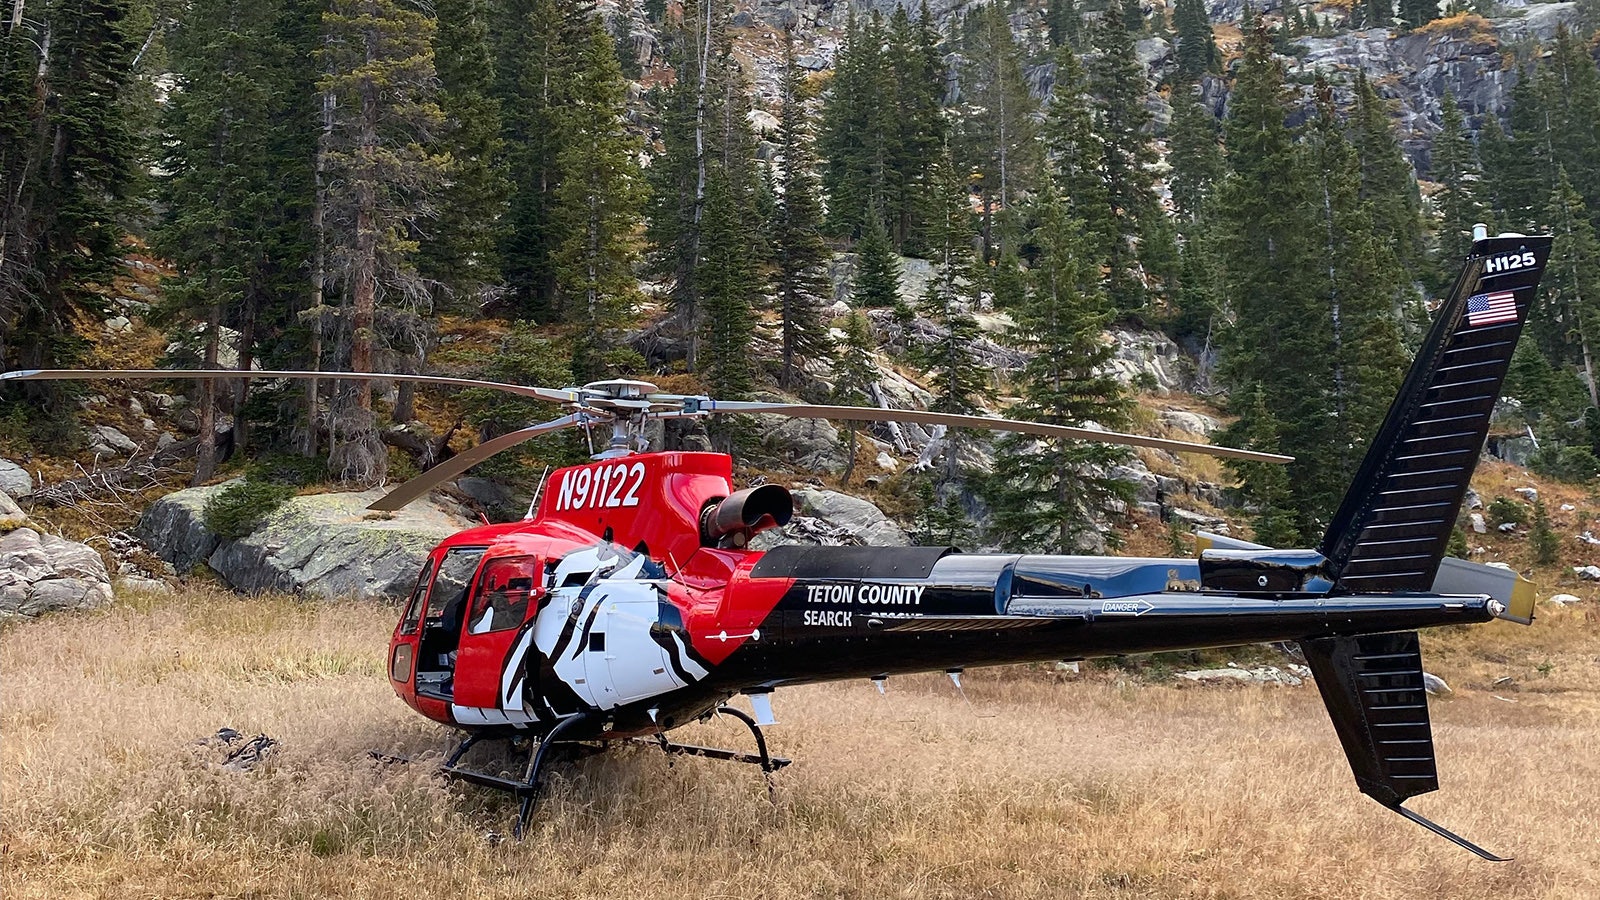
1466, 290, 1519, 327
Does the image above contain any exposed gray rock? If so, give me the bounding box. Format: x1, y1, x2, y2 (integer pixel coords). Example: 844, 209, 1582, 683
0, 491, 25, 528
116, 574, 175, 595
1498, 521, 1518, 533
457, 477, 518, 516
1106, 328, 1190, 393
1176, 663, 1311, 686
1465, 488, 1483, 510
755, 415, 848, 475
206, 489, 475, 600
1575, 565, 1600, 580
137, 481, 230, 573
1423, 672, 1452, 696
1514, 487, 1539, 503
753, 488, 910, 548
1158, 409, 1219, 436
1545, 593, 1582, 606
1470, 513, 1487, 534
0, 526, 114, 619
0, 459, 33, 498
87, 425, 139, 456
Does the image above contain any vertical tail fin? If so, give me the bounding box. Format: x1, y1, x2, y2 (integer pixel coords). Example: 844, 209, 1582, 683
1319, 234, 1553, 592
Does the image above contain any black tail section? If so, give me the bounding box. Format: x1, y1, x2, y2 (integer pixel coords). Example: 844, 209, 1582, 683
1301, 632, 1508, 861
1319, 234, 1553, 592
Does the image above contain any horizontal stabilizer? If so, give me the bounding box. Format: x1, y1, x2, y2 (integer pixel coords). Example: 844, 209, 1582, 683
1301, 631, 1508, 861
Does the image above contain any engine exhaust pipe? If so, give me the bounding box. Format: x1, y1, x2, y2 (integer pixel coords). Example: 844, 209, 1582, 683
700, 485, 794, 548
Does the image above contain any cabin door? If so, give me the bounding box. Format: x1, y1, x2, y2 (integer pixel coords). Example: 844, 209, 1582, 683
453, 555, 542, 712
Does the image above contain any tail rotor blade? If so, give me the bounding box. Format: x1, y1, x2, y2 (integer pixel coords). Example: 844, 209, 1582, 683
366, 412, 595, 512
695, 401, 1292, 465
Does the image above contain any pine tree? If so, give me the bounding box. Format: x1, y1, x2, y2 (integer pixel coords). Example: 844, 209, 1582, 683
0, 0, 138, 433
771, 31, 834, 390
495, 0, 582, 320
1369, 0, 1394, 26
1043, 46, 1108, 259
1351, 71, 1427, 288
1304, 76, 1407, 482
1398, 0, 1436, 27
1167, 82, 1223, 232
955, 2, 1040, 262
1530, 498, 1559, 564
1214, 24, 1336, 541
1431, 92, 1483, 272
554, 19, 647, 383
851, 214, 902, 308
158, 0, 312, 478
1046, 0, 1083, 49
318, 0, 450, 482
1172, 0, 1218, 80
832, 311, 878, 482
699, 174, 761, 398
425, 0, 508, 306
883, 3, 948, 254
1545, 167, 1600, 408
916, 152, 987, 418
1090, 0, 1166, 315
818, 10, 890, 237
986, 188, 1134, 553
1225, 387, 1301, 546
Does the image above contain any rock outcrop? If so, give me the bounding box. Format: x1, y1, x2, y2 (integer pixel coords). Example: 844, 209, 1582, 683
0, 459, 33, 498
1, 492, 115, 619
752, 488, 911, 548
138, 484, 475, 600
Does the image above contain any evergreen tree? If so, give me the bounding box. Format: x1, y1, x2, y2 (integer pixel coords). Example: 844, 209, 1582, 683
1542, 26, 1600, 214
158, 0, 312, 478
0, 0, 138, 432
955, 2, 1040, 262
1531, 498, 1559, 565
698, 175, 760, 397
851, 214, 903, 308
1172, 0, 1218, 79
1089, 0, 1167, 314
1351, 71, 1427, 287
818, 10, 890, 237
1225, 387, 1301, 546
771, 31, 834, 390
554, 19, 647, 383
318, 0, 450, 481
916, 152, 987, 418
1043, 46, 1108, 259
612, 0, 644, 80
495, 0, 582, 320
1214, 24, 1336, 541
1545, 167, 1600, 408
1398, 0, 1436, 27
1167, 82, 1223, 231
1304, 77, 1407, 481
1369, 0, 1394, 26
426, 0, 508, 306
883, 3, 948, 254
1046, 0, 1083, 49
986, 188, 1134, 553
1431, 92, 1483, 272
832, 311, 878, 482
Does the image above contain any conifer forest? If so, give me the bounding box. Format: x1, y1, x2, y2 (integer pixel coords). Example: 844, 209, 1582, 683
7, 0, 1600, 552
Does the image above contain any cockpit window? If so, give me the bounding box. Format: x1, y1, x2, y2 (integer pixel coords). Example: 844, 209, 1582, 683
427, 547, 487, 622
399, 557, 438, 635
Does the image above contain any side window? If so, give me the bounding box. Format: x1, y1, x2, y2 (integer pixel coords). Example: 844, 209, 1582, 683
399, 557, 438, 635
469, 555, 541, 633
424, 547, 487, 624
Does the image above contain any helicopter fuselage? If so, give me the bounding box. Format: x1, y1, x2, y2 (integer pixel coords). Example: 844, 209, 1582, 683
387, 451, 1496, 742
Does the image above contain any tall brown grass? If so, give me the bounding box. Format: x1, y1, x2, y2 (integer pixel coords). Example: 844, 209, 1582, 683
3, 585, 1597, 899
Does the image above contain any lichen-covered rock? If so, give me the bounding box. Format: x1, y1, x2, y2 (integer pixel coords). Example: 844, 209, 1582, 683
136, 481, 231, 573
209, 490, 472, 599
0, 526, 114, 620
137, 483, 476, 599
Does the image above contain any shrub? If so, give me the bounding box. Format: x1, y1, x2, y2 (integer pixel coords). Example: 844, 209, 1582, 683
1531, 500, 1559, 565
203, 479, 296, 540
1488, 496, 1527, 527
1531, 446, 1600, 484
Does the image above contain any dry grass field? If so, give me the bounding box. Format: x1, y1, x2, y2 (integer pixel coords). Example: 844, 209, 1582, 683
3, 585, 1598, 900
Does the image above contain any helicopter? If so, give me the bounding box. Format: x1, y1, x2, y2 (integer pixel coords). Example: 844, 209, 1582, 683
1, 232, 1550, 858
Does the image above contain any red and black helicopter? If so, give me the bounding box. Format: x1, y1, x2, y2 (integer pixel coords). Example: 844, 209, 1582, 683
2, 233, 1550, 857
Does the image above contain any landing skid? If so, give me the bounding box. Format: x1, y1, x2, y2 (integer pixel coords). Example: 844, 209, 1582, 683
410, 705, 787, 838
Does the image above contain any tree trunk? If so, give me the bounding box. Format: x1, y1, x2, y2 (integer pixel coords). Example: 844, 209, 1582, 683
193, 303, 222, 485
304, 86, 334, 458
352, 65, 378, 413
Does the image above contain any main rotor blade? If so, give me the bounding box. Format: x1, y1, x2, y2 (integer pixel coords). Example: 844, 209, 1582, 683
0, 368, 580, 404
366, 412, 594, 512
698, 401, 1293, 464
